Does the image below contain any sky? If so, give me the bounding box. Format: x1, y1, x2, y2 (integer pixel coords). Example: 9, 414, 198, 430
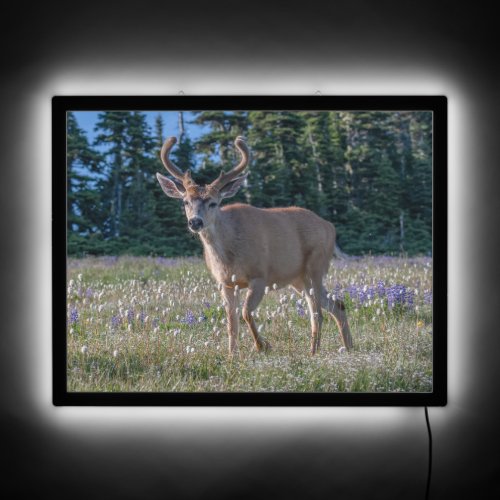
73, 110, 208, 144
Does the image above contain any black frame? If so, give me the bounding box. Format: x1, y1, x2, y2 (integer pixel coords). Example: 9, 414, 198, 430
53, 96, 447, 406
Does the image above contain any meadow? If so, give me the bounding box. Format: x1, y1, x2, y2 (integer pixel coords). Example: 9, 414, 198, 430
67, 255, 433, 393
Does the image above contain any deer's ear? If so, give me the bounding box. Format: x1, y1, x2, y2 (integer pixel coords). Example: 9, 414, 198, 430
156, 173, 185, 199
219, 174, 247, 199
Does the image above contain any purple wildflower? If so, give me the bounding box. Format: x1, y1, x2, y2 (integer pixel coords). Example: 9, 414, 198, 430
127, 309, 134, 324
102, 256, 118, 267
296, 301, 306, 318
111, 315, 121, 328
155, 257, 178, 267
70, 308, 79, 324
181, 310, 197, 326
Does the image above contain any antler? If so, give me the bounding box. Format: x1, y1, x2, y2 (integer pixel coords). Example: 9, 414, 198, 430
160, 136, 194, 185
209, 136, 250, 191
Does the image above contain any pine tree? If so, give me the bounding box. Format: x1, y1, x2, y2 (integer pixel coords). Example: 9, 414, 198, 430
93, 111, 130, 246
152, 112, 202, 256
66, 112, 102, 255
247, 111, 312, 208
191, 111, 249, 203
119, 111, 159, 254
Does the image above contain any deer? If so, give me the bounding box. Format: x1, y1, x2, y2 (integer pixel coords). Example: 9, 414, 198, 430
156, 135, 353, 355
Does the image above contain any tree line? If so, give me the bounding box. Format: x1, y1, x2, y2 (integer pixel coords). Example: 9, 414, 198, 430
67, 110, 432, 257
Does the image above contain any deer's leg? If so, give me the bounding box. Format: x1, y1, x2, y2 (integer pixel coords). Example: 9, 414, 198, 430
320, 287, 353, 350
221, 285, 239, 354
242, 279, 271, 352
303, 277, 324, 355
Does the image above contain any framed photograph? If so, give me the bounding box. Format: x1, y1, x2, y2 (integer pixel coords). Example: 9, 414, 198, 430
53, 95, 447, 406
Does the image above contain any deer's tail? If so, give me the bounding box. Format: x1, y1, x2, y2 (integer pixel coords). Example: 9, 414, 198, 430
333, 243, 349, 260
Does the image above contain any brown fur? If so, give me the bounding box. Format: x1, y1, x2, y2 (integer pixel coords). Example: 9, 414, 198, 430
157, 136, 353, 355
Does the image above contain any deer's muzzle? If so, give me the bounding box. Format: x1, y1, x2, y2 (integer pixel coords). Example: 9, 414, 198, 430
188, 217, 204, 232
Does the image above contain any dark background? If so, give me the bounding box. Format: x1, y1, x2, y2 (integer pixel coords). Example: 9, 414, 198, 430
2, 1, 499, 498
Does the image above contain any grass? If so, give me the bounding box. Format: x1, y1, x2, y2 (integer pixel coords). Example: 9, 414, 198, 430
67, 255, 433, 393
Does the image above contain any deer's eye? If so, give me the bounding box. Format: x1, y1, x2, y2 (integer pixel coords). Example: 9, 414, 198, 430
209, 202, 217, 208
183, 200, 190, 207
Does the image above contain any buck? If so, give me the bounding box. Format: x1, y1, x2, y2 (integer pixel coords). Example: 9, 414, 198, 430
156, 136, 353, 355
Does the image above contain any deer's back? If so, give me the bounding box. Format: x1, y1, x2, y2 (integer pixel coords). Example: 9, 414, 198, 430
221, 204, 335, 285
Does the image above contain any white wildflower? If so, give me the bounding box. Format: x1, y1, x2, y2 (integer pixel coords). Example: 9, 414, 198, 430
81, 345, 88, 354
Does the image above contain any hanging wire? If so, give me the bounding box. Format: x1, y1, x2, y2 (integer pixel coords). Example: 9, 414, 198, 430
424, 406, 433, 500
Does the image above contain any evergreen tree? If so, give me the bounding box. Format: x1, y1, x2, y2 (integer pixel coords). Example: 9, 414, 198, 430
93, 111, 130, 245
191, 111, 249, 203
66, 112, 102, 255
119, 112, 159, 254
67, 109, 434, 258
247, 111, 313, 208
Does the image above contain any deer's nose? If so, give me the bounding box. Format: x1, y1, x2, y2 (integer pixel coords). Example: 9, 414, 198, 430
188, 217, 204, 231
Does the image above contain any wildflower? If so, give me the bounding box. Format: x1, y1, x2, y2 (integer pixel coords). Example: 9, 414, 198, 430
113, 349, 118, 358
181, 310, 196, 325
127, 309, 134, 324
273, 283, 278, 290
264, 286, 270, 295
296, 302, 306, 318
69, 308, 79, 325
81, 345, 88, 354
257, 324, 264, 334
111, 315, 121, 328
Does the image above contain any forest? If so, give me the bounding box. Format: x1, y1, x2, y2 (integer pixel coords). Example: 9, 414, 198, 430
67, 110, 432, 257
